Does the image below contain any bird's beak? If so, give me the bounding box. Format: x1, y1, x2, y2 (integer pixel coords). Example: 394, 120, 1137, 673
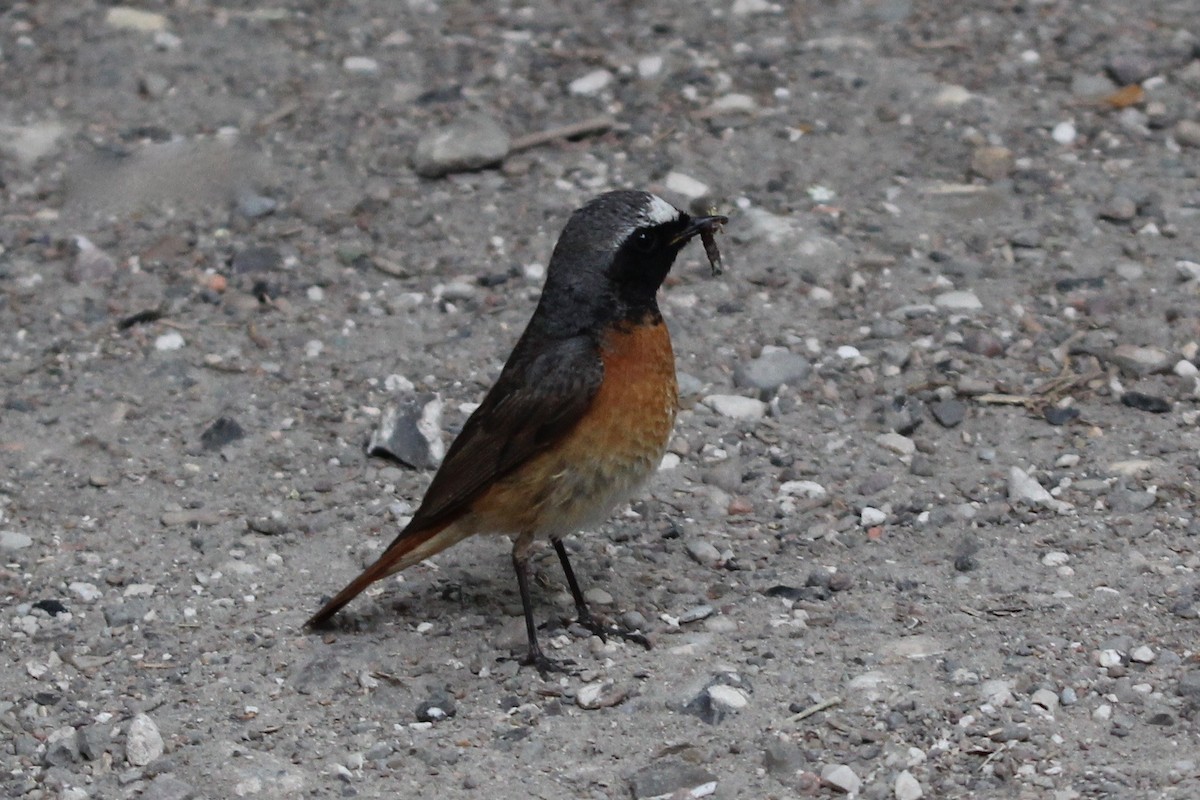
670, 214, 729, 246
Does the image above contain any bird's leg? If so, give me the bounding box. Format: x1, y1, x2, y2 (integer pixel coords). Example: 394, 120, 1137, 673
511, 545, 573, 676
553, 538, 651, 650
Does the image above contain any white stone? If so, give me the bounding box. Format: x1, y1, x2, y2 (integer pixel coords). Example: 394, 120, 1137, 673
1052, 121, 1077, 144
934, 290, 982, 311
0, 530, 33, 550
821, 764, 861, 795
836, 345, 862, 359
861, 507, 887, 527
876, 432, 916, 456
709, 93, 757, 113
932, 85, 973, 106
1097, 649, 1123, 668
1176, 260, 1200, 282
894, 770, 923, 800
731, 0, 776, 14
637, 56, 664, 79
343, 56, 379, 74
703, 394, 767, 421
125, 713, 164, 766
1174, 360, 1198, 378
0, 121, 66, 166
155, 331, 185, 351
1130, 645, 1157, 664
568, 69, 613, 96
779, 480, 827, 499
664, 171, 710, 200
981, 679, 1014, 706
69, 582, 102, 602
706, 684, 748, 711
1008, 466, 1072, 513
105, 7, 168, 31
1041, 551, 1070, 567
659, 452, 681, 470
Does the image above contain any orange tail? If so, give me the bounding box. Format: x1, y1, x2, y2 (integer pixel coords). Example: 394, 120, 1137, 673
306, 519, 466, 628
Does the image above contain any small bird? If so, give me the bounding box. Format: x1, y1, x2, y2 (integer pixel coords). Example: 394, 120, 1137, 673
307, 190, 726, 673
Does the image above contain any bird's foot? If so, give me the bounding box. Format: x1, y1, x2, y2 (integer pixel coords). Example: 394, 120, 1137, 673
576, 612, 652, 651
517, 648, 576, 678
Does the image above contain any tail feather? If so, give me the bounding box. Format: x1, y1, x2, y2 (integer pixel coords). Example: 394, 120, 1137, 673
306, 519, 462, 629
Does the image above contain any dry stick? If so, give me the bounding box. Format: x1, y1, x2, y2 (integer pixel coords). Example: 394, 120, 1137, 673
790, 695, 842, 722
508, 115, 618, 153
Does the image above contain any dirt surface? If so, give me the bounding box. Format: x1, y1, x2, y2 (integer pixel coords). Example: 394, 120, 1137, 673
3, 2, 1200, 798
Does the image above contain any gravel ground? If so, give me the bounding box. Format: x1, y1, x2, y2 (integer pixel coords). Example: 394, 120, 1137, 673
3, 2, 1200, 798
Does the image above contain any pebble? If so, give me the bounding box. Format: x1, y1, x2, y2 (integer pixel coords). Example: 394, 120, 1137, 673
1175, 360, 1199, 378
970, 146, 1014, 180
237, 193, 277, 218
678, 604, 714, 623
583, 587, 613, 606
69, 236, 117, 284
733, 351, 810, 391
142, 775, 196, 800
706, 684, 749, 712
1099, 195, 1137, 221
929, 399, 965, 428
414, 692, 457, 722
0, 530, 33, 550
1031, 688, 1059, 712
232, 245, 282, 274
860, 507, 887, 527
105, 7, 168, 31
568, 69, 613, 96
779, 480, 828, 499
69, 581, 102, 602
1106, 53, 1156, 85
125, 713, 164, 766
934, 290, 982, 311
664, 171, 710, 200
1051, 121, 1077, 144
821, 764, 862, 795
686, 540, 721, 566
200, 416, 245, 451
702, 394, 767, 421
932, 85, 973, 107
1007, 467, 1069, 512
155, 331, 185, 351
342, 56, 380, 74
1130, 645, 1157, 664
1109, 344, 1172, 375
1041, 552, 1070, 567
576, 682, 628, 710
1175, 120, 1200, 148
411, 114, 509, 178
629, 761, 717, 800
1176, 260, 1200, 282
876, 432, 916, 456
894, 770, 923, 800
367, 393, 445, 469
709, 93, 757, 114
637, 56, 664, 79
731, 0, 776, 14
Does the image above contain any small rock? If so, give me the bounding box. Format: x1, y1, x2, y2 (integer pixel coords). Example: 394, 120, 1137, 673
583, 587, 613, 606
237, 193, 278, 219
1051, 121, 1077, 144
200, 416, 245, 451
1176, 120, 1200, 148
708, 93, 757, 114
1174, 360, 1199, 378
779, 480, 827, 499
981, 679, 1014, 706
1031, 688, 1059, 712
232, 245, 282, 274
125, 713, 164, 766
637, 56, 664, 79
629, 761, 717, 800
343, 56, 379, 74
706, 684, 749, 712
860, 507, 887, 527
1106, 53, 1156, 85
1129, 645, 1157, 664
412, 114, 509, 178
568, 69, 613, 96
763, 739, 806, 778
69, 582, 102, 602
155, 331, 185, 351
822, 764, 862, 795
876, 432, 916, 455
415, 692, 457, 722
1099, 196, 1137, 222
69, 236, 117, 284
894, 770, 923, 800
934, 290, 982, 311
1109, 344, 1172, 375
733, 351, 810, 391
664, 171, 710, 200
731, 0, 776, 14
1044, 406, 1080, 426
142, 774, 196, 800
962, 331, 1005, 357
686, 540, 721, 566
106, 7, 168, 31
1175, 260, 1200, 282
932, 85, 973, 107
970, 146, 1014, 180
679, 605, 714, 623
367, 393, 445, 469
929, 399, 965, 428
703, 394, 767, 421
1121, 391, 1170, 413
576, 682, 628, 710
0, 530, 33, 550
1041, 552, 1070, 567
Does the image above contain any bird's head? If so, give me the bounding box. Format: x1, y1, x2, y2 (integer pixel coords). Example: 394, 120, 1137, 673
540, 190, 726, 329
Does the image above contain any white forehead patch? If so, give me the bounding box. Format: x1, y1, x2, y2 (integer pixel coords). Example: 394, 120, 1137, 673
639, 194, 681, 227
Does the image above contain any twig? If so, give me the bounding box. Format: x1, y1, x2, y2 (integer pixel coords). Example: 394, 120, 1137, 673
790, 695, 842, 722
509, 115, 618, 153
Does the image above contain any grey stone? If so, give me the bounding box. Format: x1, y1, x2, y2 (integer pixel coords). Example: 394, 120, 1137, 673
103, 600, 151, 627
77, 725, 110, 761
232, 246, 282, 274
762, 739, 805, 777
1175, 120, 1200, 148
367, 392, 445, 470
971, 146, 1014, 181
125, 713, 164, 766
412, 114, 509, 178
929, 399, 966, 428
685, 540, 721, 566
1108, 344, 1172, 376
236, 193, 278, 218
1106, 53, 1156, 85
1099, 195, 1137, 221
415, 691, 457, 722
0, 530, 33, 550
733, 351, 810, 391
630, 760, 717, 800
142, 774, 196, 800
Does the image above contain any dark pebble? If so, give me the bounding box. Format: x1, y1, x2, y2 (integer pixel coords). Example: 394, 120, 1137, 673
1044, 406, 1081, 426
1121, 392, 1170, 413
930, 399, 966, 428
1054, 276, 1104, 292
33, 598, 69, 616
415, 692, 458, 722
232, 246, 283, 274
200, 416, 246, 450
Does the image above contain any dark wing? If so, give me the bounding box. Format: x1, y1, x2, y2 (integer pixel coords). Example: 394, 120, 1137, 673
384, 333, 603, 549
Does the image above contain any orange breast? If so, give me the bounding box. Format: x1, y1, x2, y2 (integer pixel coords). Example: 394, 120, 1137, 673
471, 319, 678, 536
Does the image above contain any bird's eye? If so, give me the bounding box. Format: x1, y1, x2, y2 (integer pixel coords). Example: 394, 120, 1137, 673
632, 230, 657, 253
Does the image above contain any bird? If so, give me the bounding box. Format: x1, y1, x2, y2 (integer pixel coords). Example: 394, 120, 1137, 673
307, 189, 727, 674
